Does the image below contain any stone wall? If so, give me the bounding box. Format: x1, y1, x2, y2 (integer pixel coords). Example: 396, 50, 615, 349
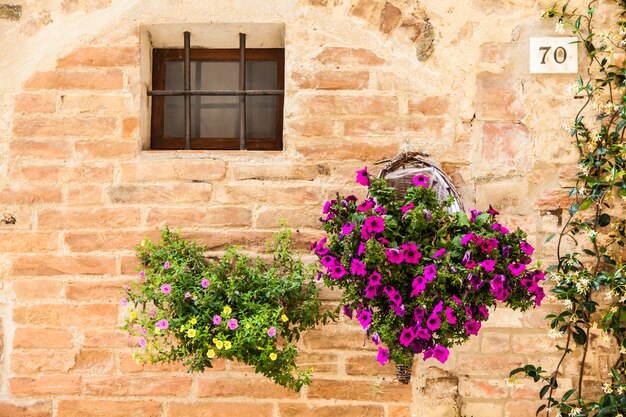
0, 0, 604, 416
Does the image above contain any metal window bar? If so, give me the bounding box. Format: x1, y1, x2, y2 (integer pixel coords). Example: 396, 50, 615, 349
147, 32, 285, 150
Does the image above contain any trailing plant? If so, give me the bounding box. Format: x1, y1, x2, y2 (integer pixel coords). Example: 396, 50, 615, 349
122, 227, 332, 392
509, 2, 626, 416
312, 168, 544, 380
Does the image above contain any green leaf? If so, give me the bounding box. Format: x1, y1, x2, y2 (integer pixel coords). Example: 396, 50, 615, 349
579, 198, 592, 211
545, 233, 556, 243
562, 388, 576, 401
598, 213, 611, 227
569, 203, 580, 216
536, 404, 547, 416
457, 214, 470, 227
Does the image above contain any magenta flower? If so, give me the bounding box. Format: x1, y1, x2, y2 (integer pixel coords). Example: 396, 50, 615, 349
267, 326, 277, 337
227, 318, 239, 330
424, 264, 437, 281
424, 345, 449, 364
383, 285, 402, 306
426, 313, 441, 331
410, 275, 427, 297
487, 205, 500, 216
376, 346, 389, 366
491, 223, 510, 235
401, 203, 415, 213
184, 292, 191, 298
356, 199, 375, 212
343, 305, 353, 318
470, 209, 482, 222
163, 261, 171, 270
399, 327, 416, 347
121, 298, 127, 307
416, 327, 431, 340
386, 248, 404, 264
461, 233, 475, 245
520, 241, 534, 255
156, 319, 169, 329
364, 216, 385, 233
378, 237, 391, 245
320, 255, 336, 267
464, 319, 481, 335
151, 310, 157, 317
423, 209, 432, 220
481, 238, 498, 253
213, 315, 222, 325
445, 307, 457, 325
451, 295, 462, 305
432, 300, 444, 314
371, 332, 381, 345
341, 223, 355, 235
534, 287, 546, 306
412, 174, 430, 188
138, 337, 147, 348
432, 248, 446, 259
356, 309, 372, 329
374, 206, 387, 215
351, 258, 366, 276
479, 259, 496, 272
138, 270, 146, 278
160, 284, 172, 294
361, 225, 374, 240
356, 167, 370, 186
401, 243, 422, 264
464, 259, 477, 269
368, 270, 382, 287
364, 285, 378, 299
322, 200, 333, 214
478, 305, 489, 319
329, 263, 348, 279
508, 262, 526, 276
358, 241, 367, 256
201, 279, 210, 288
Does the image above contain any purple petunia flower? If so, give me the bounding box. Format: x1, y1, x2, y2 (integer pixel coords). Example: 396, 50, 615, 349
138, 337, 147, 348
161, 284, 172, 294
371, 332, 381, 345
201, 279, 210, 288
520, 241, 534, 256
156, 319, 169, 329
364, 216, 385, 234
343, 304, 353, 319
461, 233, 475, 245
412, 174, 430, 188
491, 223, 510, 235
426, 313, 441, 331
356, 167, 370, 186
322, 200, 333, 214
356, 199, 375, 212
424, 264, 437, 281
416, 327, 431, 340
479, 259, 496, 272
356, 309, 372, 329
368, 270, 382, 287
401, 203, 415, 213
508, 262, 526, 277
423, 209, 432, 220
425, 345, 449, 364
481, 238, 499, 253
351, 258, 366, 276
364, 285, 378, 299
184, 292, 191, 298
464, 259, 477, 269
227, 318, 239, 330
399, 327, 416, 347
267, 326, 277, 337
487, 205, 500, 216
432, 300, 444, 314
374, 206, 387, 215
445, 307, 457, 325
378, 237, 391, 245
410, 275, 427, 297
386, 248, 404, 264
138, 270, 146, 278
358, 241, 367, 256
213, 315, 222, 325
470, 209, 482, 222
329, 263, 348, 279
376, 346, 389, 366
432, 248, 447, 259
341, 223, 355, 236
320, 255, 336, 267
401, 243, 422, 264
164, 261, 170, 270
464, 319, 481, 335
451, 295, 462, 305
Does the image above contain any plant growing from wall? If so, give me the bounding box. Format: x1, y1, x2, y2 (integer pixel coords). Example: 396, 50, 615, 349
509, 1, 626, 415
122, 227, 332, 392
312, 168, 544, 382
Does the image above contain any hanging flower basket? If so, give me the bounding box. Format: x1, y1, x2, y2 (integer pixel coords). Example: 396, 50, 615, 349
313, 153, 544, 384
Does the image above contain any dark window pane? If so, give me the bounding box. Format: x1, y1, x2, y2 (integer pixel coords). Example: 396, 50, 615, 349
246, 61, 277, 139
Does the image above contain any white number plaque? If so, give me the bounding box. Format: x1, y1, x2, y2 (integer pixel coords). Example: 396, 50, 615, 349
529, 37, 578, 74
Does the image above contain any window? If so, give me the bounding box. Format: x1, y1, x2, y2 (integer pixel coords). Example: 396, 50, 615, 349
149, 32, 284, 151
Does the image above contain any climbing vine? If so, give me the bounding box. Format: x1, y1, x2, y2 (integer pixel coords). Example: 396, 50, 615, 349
509, 1, 626, 416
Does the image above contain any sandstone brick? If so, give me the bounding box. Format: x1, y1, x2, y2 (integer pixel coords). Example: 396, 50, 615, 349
14, 94, 56, 113
75, 140, 138, 160
10, 376, 80, 396
308, 379, 412, 402
303, 326, 373, 351
406, 117, 446, 138
65, 230, 160, 252
0, 187, 61, 204
0, 232, 57, 252
71, 350, 113, 372
57, 46, 139, 68
60, 94, 129, 113
24, 70, 123, 90
182, 230, 274, 252
511, 333, 559, 355
108, 184, 212, 204
228, 162, 323, 181
121, 159, 225, 182
458, 377, 509, 399
0, 402, 51, 417
399, 12, 428, 43
345, 354, 397, 377
12, 280, 64, 300
299, 95, 398, 115
11, 255, 115, 276
463, 402, 504, 417
389, 406, 411, 417
482, 308, 524, 328
13, 328, 73, 349
455, 354, 524, 376
290, 119, 335, 137
196, 377, 298, 399
344, 118, 400, 136
296, 352, 337, 373
315, 47, 385, 65
295, 138, 400, 161
121, 116, 139, 137
481, 332, 510, 353
13, 116, 116, 137
83, 330, 129, 348
350, 0, 384, 24
255, 206, 322, 228
307, 0, 328, 5
279, 404, 385, 417
168, 403, 273, 417
535, 190, 573, 211
423, 375, 459, 399
67, 185, 103, 205
11, 351, 76, 374
120, 255, 141, 275
482, 122, 533, 172
10, 139, 72, 159
146, 207, 251, 228
379, 2, 403, 34
57, 400, 161, 417
13, 164, 62, 182
118, 352, 193, 372
0, 4, 21, 20
504, 400, 546, 417
13, 304, 117, 327
409, 97, 450, 116
476, 72, 525, 121
292, 71, 369, 90
37, 208, 141, 229
82, 375, 192, 396
215, 182, 322, 205
64, 165, 114, 183
66, 280, 128, 301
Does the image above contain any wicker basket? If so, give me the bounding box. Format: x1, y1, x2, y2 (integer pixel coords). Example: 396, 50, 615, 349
377, 151, 465, 384
376, 151, 465, 214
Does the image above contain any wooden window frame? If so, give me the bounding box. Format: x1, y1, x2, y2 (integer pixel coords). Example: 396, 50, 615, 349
150, 47, 284, 151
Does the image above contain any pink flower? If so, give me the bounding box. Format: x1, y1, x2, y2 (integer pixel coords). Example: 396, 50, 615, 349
424, 345, 449, 364
357, 199, 375, 212
356, 309, 372, 329
508, 262, 526, 277
213, 315, 222, 325
520, 241, 534, 255
412, 174, 430, 188
461, 233, 475, 245
424, 264, 437, 281
411, 275, 427, 297
164, 261, 171, 270
487, 205, 500, 216
201, 279, 210, 288
401, 243, 422, 264
267, 326, 277, 337
464, 319, 481, 335
328, 262, 348, 279
426, 313, 441, 331
121, 298, 127, 307
376, 346, 389, 366
341, 222, 355, 235
160, 284, 172, 294
401, 203, 415, 213
386, 249, 404, 264
138, 270, 145, 278
371, 332, 381, 345
432, 248, 446, 259
445, 307, 457, 325
156, 319, 169, 329
364, 216, 385, 234
351, 258, 366, 276
364, 285, 378, 299
138, 337, 147, 348
368, 270, 382, 287
184, 292, 191, 298
399, 327, 416, 347
479, 260, 496, 272
358, 241, 367, 256
227, 318, 239, 330
356, 167, 370, 186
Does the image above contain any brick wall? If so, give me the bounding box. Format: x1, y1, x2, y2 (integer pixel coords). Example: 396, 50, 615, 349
0, 1, 601, 416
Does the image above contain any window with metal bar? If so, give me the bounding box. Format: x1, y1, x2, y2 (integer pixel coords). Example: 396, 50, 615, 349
149, 32, 284, 151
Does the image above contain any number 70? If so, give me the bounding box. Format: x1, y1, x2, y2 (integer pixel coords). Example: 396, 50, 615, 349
539, 46, 567, 64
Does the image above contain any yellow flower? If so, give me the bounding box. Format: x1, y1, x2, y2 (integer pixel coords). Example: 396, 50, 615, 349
154, 327, 161, 335
224, 341, 232, 350
245, 323, 252, 329
223, 306, 232, 315
187, 329, 197, 338
269, 353, 278, 361
215, 340, 224, 350
130, 311, 137, 320
281, 314, 288, 322
207, 349, 216, 358
141, 239, 147, 247
212, 337, 219, 345
190, 317, 197, 325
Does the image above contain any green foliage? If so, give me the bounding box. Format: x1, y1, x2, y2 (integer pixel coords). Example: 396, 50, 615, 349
122, 227, 333, 392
